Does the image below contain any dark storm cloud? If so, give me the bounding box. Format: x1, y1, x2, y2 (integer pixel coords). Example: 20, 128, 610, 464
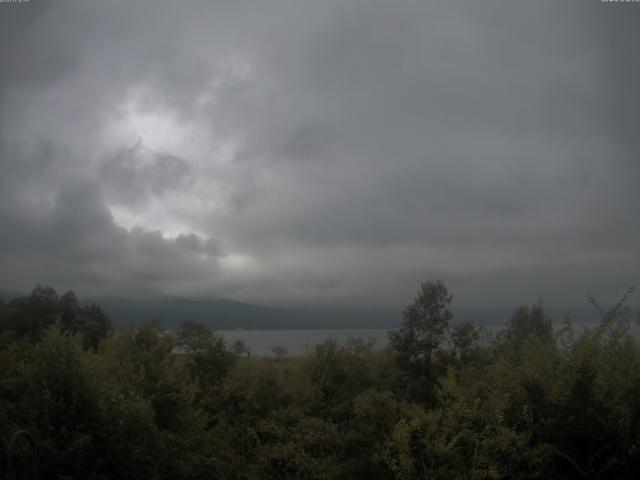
0, 0, 638, 307
0, 180, 220, 296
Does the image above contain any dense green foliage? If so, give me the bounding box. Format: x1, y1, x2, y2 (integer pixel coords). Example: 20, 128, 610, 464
1, 284, 639, 479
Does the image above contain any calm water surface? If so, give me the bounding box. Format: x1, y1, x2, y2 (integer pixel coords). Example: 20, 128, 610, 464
220, 322, 640, 357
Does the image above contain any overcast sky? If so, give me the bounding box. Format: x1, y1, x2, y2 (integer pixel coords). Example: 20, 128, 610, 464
0, 0, 638, 308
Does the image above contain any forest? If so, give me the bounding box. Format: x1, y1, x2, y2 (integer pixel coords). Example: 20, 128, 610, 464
0, 282, 639, 479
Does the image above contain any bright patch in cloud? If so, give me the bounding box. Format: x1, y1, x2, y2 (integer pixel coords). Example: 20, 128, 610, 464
105, 86, 190, 154
219, 253, 260, 274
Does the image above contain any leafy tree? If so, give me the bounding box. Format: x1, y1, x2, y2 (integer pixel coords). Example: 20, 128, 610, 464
0, 287, 111, 349
232, 338, 251, 357
176, 319, 215, 353
271, 345, 288, 361
448, 320, 482, 365
255, 410, 345, 479
59, 290, 79, 326
6, 286, 60, 343
175, 320, 234, 389
191, 338, 235, 389
500, 300, 552, 352
389, 280, 453, 403
71, 303, 112, 351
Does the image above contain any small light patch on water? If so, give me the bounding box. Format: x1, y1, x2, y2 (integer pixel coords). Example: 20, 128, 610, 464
219, 329, 390, 357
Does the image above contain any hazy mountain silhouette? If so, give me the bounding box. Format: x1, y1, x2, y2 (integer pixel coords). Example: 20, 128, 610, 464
91, 297, 614, 330
1, 289, 627, 330
92, 296, 402, 330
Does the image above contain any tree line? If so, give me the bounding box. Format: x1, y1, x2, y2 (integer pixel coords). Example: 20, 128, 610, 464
0, 282, 638, 479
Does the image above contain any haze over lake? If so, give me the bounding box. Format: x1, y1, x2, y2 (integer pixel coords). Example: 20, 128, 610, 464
220, 319, 640, 357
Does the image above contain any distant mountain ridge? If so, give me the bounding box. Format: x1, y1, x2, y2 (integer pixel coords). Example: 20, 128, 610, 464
2, 289, 635, 330
91, 296, 402, 330
88, 297, 625, 330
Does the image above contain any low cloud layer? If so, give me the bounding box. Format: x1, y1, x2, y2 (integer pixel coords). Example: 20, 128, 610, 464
0, 0, 638, 308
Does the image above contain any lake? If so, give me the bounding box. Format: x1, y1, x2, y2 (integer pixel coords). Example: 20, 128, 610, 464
220, 321, 640, 357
